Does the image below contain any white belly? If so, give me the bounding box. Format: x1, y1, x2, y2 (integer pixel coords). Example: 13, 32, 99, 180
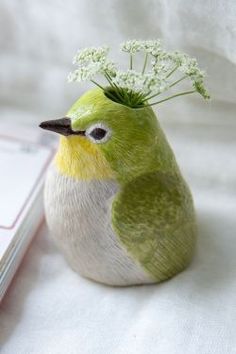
44, 164, 153, 286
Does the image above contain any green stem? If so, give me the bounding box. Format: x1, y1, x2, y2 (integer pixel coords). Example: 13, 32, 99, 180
142, 53, 148, 74
143, 90, 162, 101
121, 88, 131, 105
105, 87, 124, 103
90, 80, 105, 90
104, 72, 124, 102
106, 91, 122, 103
105, 72, 121, 92
130, 53, 133, 69
91, 78, 120, 103
166, 65, 179, 78
104, 73, 117, 91
169, 75, 187, 88
104, 73, 113, 86
143, 75, 188, 102
142, 90, 152, 98
140, 90, 196, 108
133, 92, 146, 106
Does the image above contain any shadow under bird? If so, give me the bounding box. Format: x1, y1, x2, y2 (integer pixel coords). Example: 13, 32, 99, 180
39, 88, 197, 286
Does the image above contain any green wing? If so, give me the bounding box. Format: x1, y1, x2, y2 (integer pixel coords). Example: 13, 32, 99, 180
112, 171, 197, 282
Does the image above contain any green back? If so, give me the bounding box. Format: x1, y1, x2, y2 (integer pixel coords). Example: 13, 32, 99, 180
112, 171, 197, 281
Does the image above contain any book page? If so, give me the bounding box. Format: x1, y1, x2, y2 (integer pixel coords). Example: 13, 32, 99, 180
0, 133, 54, 259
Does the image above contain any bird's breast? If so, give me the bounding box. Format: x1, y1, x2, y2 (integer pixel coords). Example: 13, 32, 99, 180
44, 162, 119, 243
44, 163, 153, 285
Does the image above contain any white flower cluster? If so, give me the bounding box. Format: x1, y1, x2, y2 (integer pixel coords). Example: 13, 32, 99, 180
121, 39, 162, 56
167, 51, 210, 98
68, 40, 209, 107
68, 46, 116, 82
73, 46, 109, 65
112, 70, 168, 95
142, 40, 162, 56
120, 41, 209, 98
68, 63, 100, 82
152, 58, 172, 76
121, 40, 144, 54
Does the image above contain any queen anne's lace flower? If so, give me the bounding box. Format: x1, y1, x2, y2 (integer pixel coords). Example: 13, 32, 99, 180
68, 40, 210, 108
121, 39, 163, 56
112, 70, 144, 93
174, 53, 210, 99
112, 70, 169, 96
68, 64, 101, 82
152, 59, 172, 76
73, 46, 109, 66
143, 40, 162, 56
120, 40, 144, 54
69, 46, 116, 82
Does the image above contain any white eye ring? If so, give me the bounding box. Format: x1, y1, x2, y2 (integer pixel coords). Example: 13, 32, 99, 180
85, 123, 112, 144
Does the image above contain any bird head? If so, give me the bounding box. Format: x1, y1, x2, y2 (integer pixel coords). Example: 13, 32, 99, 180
40, 88, 174, 183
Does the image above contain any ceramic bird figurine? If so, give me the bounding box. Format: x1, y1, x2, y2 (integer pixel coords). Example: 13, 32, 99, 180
40, 87, 197, 285
40, 41, 209, 286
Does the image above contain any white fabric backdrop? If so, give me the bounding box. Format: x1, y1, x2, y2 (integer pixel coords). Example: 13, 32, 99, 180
0, 1, 236, 353
0, 0, 236, 123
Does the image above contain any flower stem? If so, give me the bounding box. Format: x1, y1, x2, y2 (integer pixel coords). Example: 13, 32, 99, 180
90, 80, 105, 90
143, 75, 188, 102
105, 91, 122, 103
170, 75, 187, 88
121, 87, 131, 105
130, 53, 133, 69
104, 73, 117, 90
90, 79, 121, 104
104, 72, 125, 102
141, 90, 196, 107
143, 91, 162, 101
166, 65, 179, 78
142, 53, 148, 74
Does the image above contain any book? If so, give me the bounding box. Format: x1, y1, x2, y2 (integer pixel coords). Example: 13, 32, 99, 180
0, 122, 55, 301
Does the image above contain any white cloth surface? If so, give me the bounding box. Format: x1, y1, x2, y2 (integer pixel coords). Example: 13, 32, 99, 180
0, 0, 236, 353
0, 122, 236, 354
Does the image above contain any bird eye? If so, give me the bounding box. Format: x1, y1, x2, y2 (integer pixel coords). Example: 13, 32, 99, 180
90, 127, 107, 140
86, 123, 111, 144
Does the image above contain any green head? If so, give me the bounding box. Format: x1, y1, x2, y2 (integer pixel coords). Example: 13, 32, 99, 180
40, 88, 176, 184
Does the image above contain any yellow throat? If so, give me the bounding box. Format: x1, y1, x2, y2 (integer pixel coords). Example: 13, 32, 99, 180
55, 136, 115, 180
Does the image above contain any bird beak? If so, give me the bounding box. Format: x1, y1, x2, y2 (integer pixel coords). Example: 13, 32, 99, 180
39, 117, 85, 136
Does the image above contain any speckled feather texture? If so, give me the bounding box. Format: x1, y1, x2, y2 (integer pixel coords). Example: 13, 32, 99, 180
44, 88, 197, 286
